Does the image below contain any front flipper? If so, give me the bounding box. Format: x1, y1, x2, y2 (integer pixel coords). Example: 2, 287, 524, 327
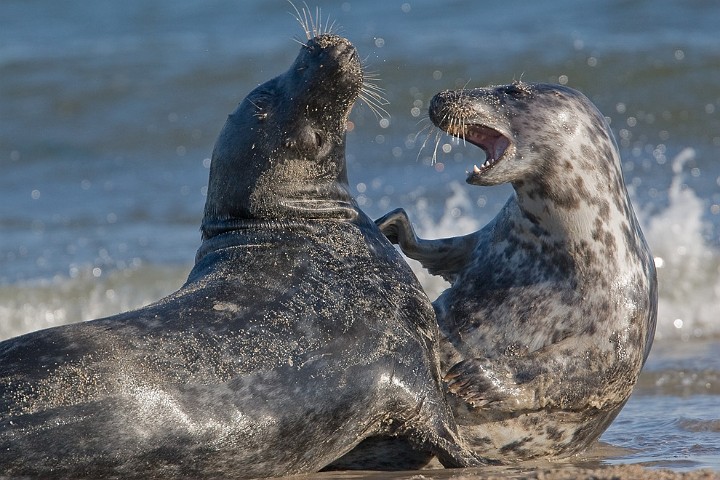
375, 208, 411, 245
444, 340, 640, 414
445, 358, 536, 411
375, 208, 478, 283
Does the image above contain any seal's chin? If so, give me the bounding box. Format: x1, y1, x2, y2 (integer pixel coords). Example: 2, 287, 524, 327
459, 124, 510, 183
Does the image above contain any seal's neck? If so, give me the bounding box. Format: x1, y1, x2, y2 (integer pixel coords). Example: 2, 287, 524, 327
194, 218, 321, 264
509, 158, 637, 268
201, 179, 358, 241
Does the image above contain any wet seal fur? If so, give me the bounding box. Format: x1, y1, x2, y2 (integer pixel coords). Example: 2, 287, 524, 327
0, 33, 484, 478
377, 82, 658, 460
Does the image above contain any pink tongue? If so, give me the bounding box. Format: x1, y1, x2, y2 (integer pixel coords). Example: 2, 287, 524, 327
492, 135, 510, 161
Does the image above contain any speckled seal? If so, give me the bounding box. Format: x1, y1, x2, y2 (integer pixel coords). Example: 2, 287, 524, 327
0, 32, 485, 478
376, 82, 658, 460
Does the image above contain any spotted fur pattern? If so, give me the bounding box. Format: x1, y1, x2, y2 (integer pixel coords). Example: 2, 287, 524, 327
377, 82, 658, 460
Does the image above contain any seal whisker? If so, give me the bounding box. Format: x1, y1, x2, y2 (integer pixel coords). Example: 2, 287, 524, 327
431, 129, 444, 165
450, 113, 459, 140
439, 109, 457, 138
363, 70, 385, 83
414, 121, 434, 163
313, 5, 322, 36
289, 2, 337, 42
304, 6, 315, 38
360, 85, 389, 105
360, 54, 380, 71
358, 90, 390, 120
414, 118, 433, 139
459, 88, 472, 146
358, 87, 388, 106
306, 4, 323, 38
287, 1, 311, 40
322, 11, 336, 36
367, 83, 389, 98
359, 70, 390, 120
327, 19, 337, 35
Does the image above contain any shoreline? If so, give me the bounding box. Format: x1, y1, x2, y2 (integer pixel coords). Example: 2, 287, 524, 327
290, 464, 718, 480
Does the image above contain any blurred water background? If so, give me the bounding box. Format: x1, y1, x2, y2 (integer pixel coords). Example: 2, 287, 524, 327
1, 0, 719, 473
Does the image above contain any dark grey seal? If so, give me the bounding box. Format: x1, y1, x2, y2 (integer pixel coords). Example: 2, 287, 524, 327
0, 33, 484, 478
377, 82, 658, 460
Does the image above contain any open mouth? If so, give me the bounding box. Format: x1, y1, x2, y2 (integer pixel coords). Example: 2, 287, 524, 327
447, 124, 510, 180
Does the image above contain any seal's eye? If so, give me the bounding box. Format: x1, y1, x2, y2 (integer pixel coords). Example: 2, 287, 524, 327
247, 93, 272, 121
291, 127, 326, 155
503, 84, 525, 98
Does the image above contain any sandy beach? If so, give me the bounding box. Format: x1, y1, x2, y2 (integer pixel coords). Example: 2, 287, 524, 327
289, 464, 718, 480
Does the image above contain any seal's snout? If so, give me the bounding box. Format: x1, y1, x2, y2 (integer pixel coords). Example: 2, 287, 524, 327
428, 90, 484, 131
428, 90, 458, 129
305, 34, 359, 68
312, 33, 350, 50
294, 34, 362, 109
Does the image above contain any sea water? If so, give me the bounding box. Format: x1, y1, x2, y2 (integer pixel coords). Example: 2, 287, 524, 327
1, 0, 719, 473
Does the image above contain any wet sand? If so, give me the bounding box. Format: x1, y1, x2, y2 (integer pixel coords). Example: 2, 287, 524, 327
289, 464, 717, 480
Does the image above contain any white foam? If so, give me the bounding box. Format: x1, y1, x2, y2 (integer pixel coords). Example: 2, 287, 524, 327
403, 182, 485, 300
0, 264, 188, 341
641, 148, 720, 340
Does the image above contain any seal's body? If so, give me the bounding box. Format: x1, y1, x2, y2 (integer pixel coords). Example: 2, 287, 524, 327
0, 34, 480, 478
377, 83, 657, 460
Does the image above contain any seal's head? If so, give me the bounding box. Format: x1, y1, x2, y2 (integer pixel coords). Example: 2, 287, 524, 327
202, 33, 363, 238
429, 82, 623, 194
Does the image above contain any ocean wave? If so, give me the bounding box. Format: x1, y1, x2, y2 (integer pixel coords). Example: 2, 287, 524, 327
643, 148, 720, 340
1, 149, 716, 343
405, 148, 720, 342
0, 263, 188, 341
